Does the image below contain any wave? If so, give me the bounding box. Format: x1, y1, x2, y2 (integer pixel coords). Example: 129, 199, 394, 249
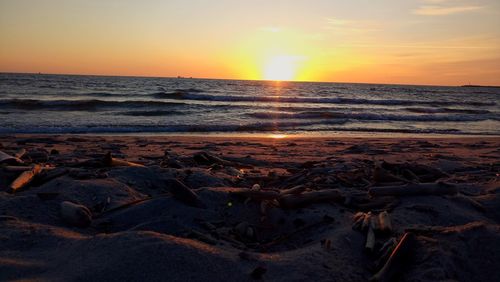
0, 99, 186, 110
116, 110, 186, 116
152, 90, 497, 107
404, 107, 491, 114
246, 111, 496, 122
0, 119, 347, 134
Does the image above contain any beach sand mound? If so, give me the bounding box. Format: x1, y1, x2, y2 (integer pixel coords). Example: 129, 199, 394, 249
0, 135, 499, 281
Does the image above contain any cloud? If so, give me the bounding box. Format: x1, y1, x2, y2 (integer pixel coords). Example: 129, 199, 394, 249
414, 4, 483, 16
324, 17, 381, 33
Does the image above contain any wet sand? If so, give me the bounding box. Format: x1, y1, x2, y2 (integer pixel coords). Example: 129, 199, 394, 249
0, 135, 499, 281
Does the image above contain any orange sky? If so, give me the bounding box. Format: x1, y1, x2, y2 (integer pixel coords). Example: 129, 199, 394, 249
1, 0, 499, 85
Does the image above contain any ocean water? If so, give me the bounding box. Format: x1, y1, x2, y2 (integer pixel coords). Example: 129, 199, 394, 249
0, 73, 499, 135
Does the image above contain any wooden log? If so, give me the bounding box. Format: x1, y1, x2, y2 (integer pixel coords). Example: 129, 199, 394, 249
103, 152, 144, 167
374, 238, 397, 270
14, 148, 26, 159
352, 196, 400, 212
378, 211, 393, 234
362, 212, 372, 232
278, 189, 343, 209
371, 232, 416, 282
369, 182, 457, 197
280, 185, 306, 195
166, 179, 206, 208
365, 226, 376, 253
0, 150, 23, 165
353, 212, 365, 221
373, 162, 408, 183
8, 164, 42, 193
352, 214, 365, 231
2, 165, 55, 172
31, 167, 69, 187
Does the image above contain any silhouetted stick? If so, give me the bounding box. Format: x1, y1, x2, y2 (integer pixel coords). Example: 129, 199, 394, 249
369, 182, 457, 197
8, 164, 42, 193
280, 185, 306, 195
14, 148, 26, 159
371, 232, 416, 282
2, 165, 54, 172
103, 152, 144, 167
278, 189, 343, 209
365, 226, 376, 253
0, 150, 23, 165
166, 179, 206, 208
31, 167, 69, 186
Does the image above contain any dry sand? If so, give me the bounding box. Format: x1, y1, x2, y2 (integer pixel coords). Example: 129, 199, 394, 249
0, 135, 499, 281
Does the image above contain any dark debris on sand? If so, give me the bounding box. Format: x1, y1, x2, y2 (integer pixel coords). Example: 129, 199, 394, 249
0, 136, 499, 281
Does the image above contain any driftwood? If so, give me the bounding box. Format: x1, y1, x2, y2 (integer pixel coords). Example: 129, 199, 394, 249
369, 182, 457, 197
373, 163, 408, 184
405, 221, 486, 235
14, 148, 26, 159
352, 215, 365, 231
224, 186, 343, 209
2, 165, 53, 172
9, 164, 42, 193
31, 167, 69, 187
166, 179, 206, 208
193, 151, 251, 168
278, 189, 343, 209
365, 226, 376, 252
351, 196, 400, 212
362, 212, 372, 232
104, 152, 144, 167
0, 150, 23, 165
374, 238, 398, 270
371, 232, 416, 282
378, 211, 393, 234
280, 185, 306, 195
274, 170, 308, 189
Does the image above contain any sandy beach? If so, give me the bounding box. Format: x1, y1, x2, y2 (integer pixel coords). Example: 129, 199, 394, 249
0, 135, 499, 281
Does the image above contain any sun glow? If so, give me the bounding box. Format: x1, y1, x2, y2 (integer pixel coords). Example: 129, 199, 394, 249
263, 55, 299, 81
268, 134, 287, 139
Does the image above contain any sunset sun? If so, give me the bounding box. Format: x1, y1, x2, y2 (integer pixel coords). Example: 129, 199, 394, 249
263, 55, 298, 81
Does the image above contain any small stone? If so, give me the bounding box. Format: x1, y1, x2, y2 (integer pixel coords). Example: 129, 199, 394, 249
60, 201, 92, 227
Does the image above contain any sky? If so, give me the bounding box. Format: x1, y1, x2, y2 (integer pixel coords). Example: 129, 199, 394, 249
1, 0, 499, 85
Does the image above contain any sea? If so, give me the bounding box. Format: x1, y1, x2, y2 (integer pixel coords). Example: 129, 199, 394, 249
0, 73, 499, 136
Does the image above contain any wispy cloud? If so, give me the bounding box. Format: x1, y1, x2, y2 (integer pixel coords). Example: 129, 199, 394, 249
414, 5, 483, 15
414, 0, 484, 16
324, 17, 381, 33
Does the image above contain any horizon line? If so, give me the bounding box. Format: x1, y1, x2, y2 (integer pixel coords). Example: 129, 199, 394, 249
0, 71, 495, 88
